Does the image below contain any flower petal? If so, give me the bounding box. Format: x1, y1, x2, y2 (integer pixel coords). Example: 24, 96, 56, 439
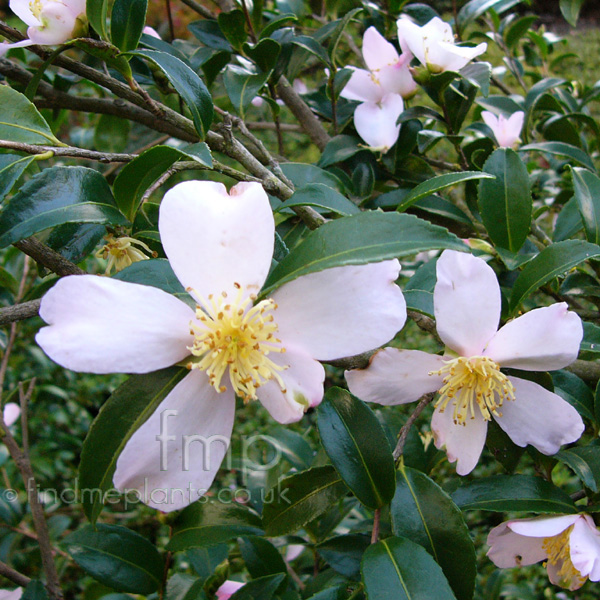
396, 17, 427, 67
353, 95, 404, 150
256, 345, 325, 424
36, 275, 194, 374
3, 403, 20, 428
345, 348, 445, 405
486, 521, 548, 567
484, 303, 583, 371
508, 514, 581, 537
431, 404, 487, 475
271, 260, 406, 361
9, 0, 41, 26
495, 377, 584, 454
216, 581, 245, 600
28, 1, 79, 45
427, 40, 487, 73
113, 370, 235, 512
159, 181, 274, 302
0, 38, 35, 57
362, 26, 399, 71
377, 59, 417, 99
434, 250, 501, 356
571, 515, 600, 582
340, 67, 383, 103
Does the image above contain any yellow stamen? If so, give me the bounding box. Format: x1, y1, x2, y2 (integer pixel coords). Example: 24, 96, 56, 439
429, 355, 515, 425
188, 284, 287, 401
96, 234, 157, 274
542, 526, 587, 587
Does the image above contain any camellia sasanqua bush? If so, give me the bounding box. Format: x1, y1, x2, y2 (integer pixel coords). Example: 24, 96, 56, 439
1, 0, 600, 597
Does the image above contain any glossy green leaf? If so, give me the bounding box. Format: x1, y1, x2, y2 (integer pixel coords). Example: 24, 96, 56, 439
244, 38, 281, 73
262, 212, 466, 296
509, 240, 600, 312
127, 49, 213, 139
582, 321, 600, 357
0, 86, 62, 145
79, 367, 187, 524
223, 66, 270, 119
362, 536, 457, 600
62, 524, 164, 594
276, 184, 359, 216
456, 0, 522, 32
392, 466, 475, 600
259, 13, 297, 39
111, 0, 147, 51
0, 154, 35, 203
572, 167, 600, 244
523, 78, 566, 141
560, 0, 585, 26
552, 369, 595, 422
46, 222, 106, 264
239, 536, 287, 580
317, 388, 395, 509
87, 0, 109, 39
218, 9, 247, 51
316, 534, 370, 579
229, 574, 286, 600
22, 581, 49, 600
451, 475, 578, 513
521, 142, 595, 171
396, 171, 493, 212
557, 446, 600, 492
478, 148, 531, 252
318, 135, 363, 168
262, 466, 348, 536
267, 426, 313, 470
280, 163, 345, 192
168, 500, 263, 552
292, 35, 331, 66
0, 166, 128, 248
0, 488, 23, 526
189, 20, 232, 51
114, 259, 186, 297
187, 544, 229, 578
553, 196, 583, 241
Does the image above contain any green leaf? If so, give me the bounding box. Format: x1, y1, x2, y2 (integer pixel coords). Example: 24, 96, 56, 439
259, 13, 297, 39
457, 0, 523, 32
0, 166, 128, 248
111, 0, 147, 51
267, 426, 313, 470
114, 259, 186, 297
261, 466, 348, 536
552, 369, 595, 422
168, 501, 263, 552
63, 524, 164, 594
280, 163, 345, 192
223, 66, 270, 119
478, 148, 531, 252
244, 38, 281, 73
189, 20, 232, 51
94, 114, 131, 154
292, 35, 331, 67
509, 240, 600, 312
560, 0, 586, 26
523, 78, 566, 141
0, 488, 23, 526
262, 212, 466, 296
396, 171, 494, 212
239, 536, 287, 580
317, 388, 395, 509
451, 474, 578, 513
127, 49, 213, 139
318, 135, 363, 168
276, 184, 360, 217
392, 466, 475, 600
520, 142, 595, 171
79, 367, 187, 524
362, 536, 457, 600
316, 534, 370, 579
557, 446, 600, 492
553, 197, 582, 242
229, 574, 286, 600
582, 321, 600, 356
572, 167, 600, 244
218, 9, 247, 51
22, 581, 49, 600
87, 0, 110, 40
0, 86, 62, 145
0, 154, 35, 203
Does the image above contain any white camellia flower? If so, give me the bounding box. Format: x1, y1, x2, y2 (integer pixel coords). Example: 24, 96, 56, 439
396, 16, 487, 73
346, 249, 584, 475
487, 514, 600, 590
0, 0, 87, 56
3, 403, 21, 427
36, 180, 407, 511
340, 27, 412, 151
481, 111, 525, 148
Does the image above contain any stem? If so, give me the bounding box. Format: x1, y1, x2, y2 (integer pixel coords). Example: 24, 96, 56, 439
0, 560, 31, 588
393, 393, 436, 461
371, 508, 381, 544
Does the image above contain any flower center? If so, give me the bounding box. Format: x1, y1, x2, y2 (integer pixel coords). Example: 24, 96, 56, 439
96, 234, 156, 274
187, 283, 287, 401
29, 0, 43, 19
429, 356, 515, 425
542, 526, 586, 587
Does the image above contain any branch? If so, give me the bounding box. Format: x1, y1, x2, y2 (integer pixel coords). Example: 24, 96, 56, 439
0, 140, 134, 163
0, 300, 40, 327
14, 238, 85, 276
0, 560, 31, 588
393, 393, 436, 460
566, 359, 600, 384
178, 0, 217, 18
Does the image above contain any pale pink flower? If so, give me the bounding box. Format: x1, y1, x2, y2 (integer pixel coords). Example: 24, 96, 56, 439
487, 514, 600, 590
0, 0, 87, 56
0, 589, 22, 600
3, 403, 20, 427
396, 16, 486, 73
346, 249, 584, 475
216, 580, 244, 599
482, 111, 525, 148
36, 181, 406, 511
142, 26, 161, 39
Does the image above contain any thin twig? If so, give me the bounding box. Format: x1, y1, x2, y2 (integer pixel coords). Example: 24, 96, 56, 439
0, 300, 41, 327
14, 238, 84, 277
371, 508, 381, 544
178, 0, 216, 18
0, 560, 31, 587
0, 140, 134, 162
393, 393, 436, 460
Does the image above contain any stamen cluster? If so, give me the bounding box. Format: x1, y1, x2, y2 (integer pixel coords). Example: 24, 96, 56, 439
542, 526, 586, 588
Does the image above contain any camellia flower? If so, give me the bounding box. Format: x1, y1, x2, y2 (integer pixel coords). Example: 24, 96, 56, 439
396, 16, 486, 73
487, 514, 600, 590
36, 180, 406, 510
346, 249, 584, 475
0, 589, 22, 600
95, 233, 157, 275
216, 580, 244, 599
340, 27, 412, 151
3, 403, 20, 428
481, 110, 525, 148
0, 0, 87, 56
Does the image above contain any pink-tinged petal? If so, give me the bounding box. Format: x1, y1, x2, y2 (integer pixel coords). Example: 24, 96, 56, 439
216, 580, 245, 600
354, 94, 404, 151
143, 25, 161, 39
28, 2, 80, 45
256, 346, 325, 424
271, 260, 406, 361
506, 111, 525, 134
487, 521, 548, 567
508, 514, 581, 538
113, 370, 235, 512
571, 514, 600, 581
159, 181, 274, 302
0, 39, 35, 56
495, 377, 584, 455
481, 111, 499, 131
36, 275, 194, 374
340, 67, 383, 103
345, 348, 445, 406
3, 403, 20, 428
431, 405, 487, 475
427, 41, 487, 73
484, 303, 583, 371
434, 250, 501, 356
0, 589, 23, 600
9, 0, 41, 26
396, 17, 427, 67
362, 26, 399, 72
377, 59, 417, 99
546, 559, 586, 590
286, 544, 305, 561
